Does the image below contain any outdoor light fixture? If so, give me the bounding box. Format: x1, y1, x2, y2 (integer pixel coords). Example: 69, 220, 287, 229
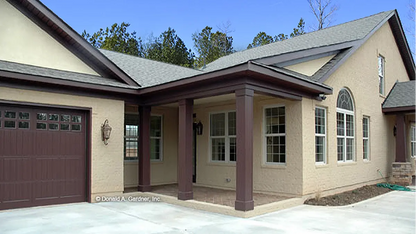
194, 121, 203, 135
101, 119, 112, 145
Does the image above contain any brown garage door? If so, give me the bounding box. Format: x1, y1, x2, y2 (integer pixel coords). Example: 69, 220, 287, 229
0, 104, 87, 210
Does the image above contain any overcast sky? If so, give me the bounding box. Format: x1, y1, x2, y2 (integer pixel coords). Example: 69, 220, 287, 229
41, 0, 415, 54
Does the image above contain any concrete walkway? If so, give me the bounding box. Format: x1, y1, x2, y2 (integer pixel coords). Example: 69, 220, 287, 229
0, 190, 414, 234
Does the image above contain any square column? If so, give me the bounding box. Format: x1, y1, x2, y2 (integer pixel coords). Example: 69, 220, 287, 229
178, 99, 194, 200
235, 88, 254, 211
138, 106, 151, 192
395, 113, 406, 162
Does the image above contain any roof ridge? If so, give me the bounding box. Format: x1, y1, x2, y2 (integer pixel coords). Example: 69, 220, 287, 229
99, 49, 204, 73
203, 10, 395, 70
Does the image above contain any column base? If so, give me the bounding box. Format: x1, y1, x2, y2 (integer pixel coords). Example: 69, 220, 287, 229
178, 191, 193, 200
235, 200, 254, 211
138, 185, 151, 192
390, 162, 413, 186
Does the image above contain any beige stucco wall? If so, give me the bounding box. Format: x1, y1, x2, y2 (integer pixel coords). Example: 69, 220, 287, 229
123, 106, 178, 188
0, 0, 98, 75
301, 23, 411, 195
0, 86, 125, 199
284, 55, 335, 76
193, 96, 303, 196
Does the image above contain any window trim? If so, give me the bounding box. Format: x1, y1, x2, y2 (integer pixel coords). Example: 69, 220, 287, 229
150, 114, 163, 162
378, 55, 385, 96
363, 116, 370, 161
123, 113, 163, 162
336, 88, 355, 163
411, 123, 416, 158
263, 104, 286, 165
208, 110, 236, 163
315, 106, 327, 165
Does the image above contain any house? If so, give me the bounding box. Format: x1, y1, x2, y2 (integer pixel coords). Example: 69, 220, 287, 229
0, 0, 414, 212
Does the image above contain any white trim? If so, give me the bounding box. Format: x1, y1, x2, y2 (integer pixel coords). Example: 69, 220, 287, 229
150, 114, 163, 162
208, 110, 236, 163
263, 104, 286, 165
411, 124, 416, 157
315, 106, 327, 164
337, 88, 355, 163
378, 55, 385, 96
363, 116, 370, 161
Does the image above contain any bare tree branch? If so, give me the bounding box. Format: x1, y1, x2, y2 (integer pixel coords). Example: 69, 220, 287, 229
307, 0, 339, 30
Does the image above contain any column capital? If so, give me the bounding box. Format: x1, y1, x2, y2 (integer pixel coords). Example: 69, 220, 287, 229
235, 88, 254, 97
178, 99, 194, 106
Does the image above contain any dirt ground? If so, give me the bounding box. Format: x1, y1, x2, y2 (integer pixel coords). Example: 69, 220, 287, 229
304, 185, 391, 206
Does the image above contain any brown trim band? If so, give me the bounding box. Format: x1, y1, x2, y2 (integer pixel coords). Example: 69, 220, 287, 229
382, 106, 415, 114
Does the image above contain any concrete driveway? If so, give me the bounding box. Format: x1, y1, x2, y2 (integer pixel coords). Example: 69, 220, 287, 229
0, 190, 414, 234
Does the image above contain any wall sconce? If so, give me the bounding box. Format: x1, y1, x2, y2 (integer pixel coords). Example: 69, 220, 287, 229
194, 121, 203, 135
101, 119, 112, 145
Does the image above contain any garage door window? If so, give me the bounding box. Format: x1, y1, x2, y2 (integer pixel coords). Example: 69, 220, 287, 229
36, 112, 82, 131
4, 111, 16, 129
18, 112, 30, 129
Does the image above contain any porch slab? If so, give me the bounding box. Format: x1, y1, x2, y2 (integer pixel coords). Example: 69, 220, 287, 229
124, 184, 303, 218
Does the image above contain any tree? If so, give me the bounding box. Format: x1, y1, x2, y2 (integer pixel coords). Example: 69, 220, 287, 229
192, 26, 234, 68
247, 32, 274, 49
290, 18, 306, 37
247, 18, 306, 48
145, 27, 194, 67
82, 22, 144, 56
307, 0, 339, 30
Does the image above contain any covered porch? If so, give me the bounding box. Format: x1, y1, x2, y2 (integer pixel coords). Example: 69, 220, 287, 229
125, 61, 332, 211
382, 80, 416, 185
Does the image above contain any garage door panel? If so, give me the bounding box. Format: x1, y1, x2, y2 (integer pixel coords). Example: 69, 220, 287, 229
0, 105, 87, 210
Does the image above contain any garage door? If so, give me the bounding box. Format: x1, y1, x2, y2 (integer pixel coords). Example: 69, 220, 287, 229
0, 104, 87, 210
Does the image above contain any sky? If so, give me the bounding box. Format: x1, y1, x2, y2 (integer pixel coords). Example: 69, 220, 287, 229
41, 0, 415, 54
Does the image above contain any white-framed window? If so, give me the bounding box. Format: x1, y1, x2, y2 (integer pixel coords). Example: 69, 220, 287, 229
315, 107, 326, 164
411, 124, 416, 157
363, 116, 370, 160
378, 55, 385, 95
264, 106, 286, 164
123, 114, 163, 161
150, 115, 163, 161
337, 89, 355, 162
210, 111, 236, 162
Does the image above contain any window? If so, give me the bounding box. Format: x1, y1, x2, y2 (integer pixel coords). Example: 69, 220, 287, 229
378, 55, 385, 95
123, 114, 163, 161
210, 111, 236, 162
411, 124, 416, 157
264, 106, 286, 164
150, 115, 163, 161
315, 107, 326, 164
337, 89, 355, 162
363, 117, 370, 160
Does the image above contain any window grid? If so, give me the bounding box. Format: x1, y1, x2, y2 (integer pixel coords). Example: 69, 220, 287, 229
336, 89, 355, 162
150, 115, 163, 161
210, 111, 236, 162
411, 124, 416, 157
315, 107, 326, 164
363, 117, 370, 160
264, 106, 286, 164
378, 56, 385, 95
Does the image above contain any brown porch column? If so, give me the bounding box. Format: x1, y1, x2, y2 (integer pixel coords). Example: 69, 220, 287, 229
235, 88, 254, 211
138, 106, 151, 192
395, 113, 407, 162
178, 99, 193, 200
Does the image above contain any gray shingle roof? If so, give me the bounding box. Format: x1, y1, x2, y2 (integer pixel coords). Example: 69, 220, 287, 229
203, 11, 393, 73
0, 60, 136, 89
382, 81, 415, 108
99, 49, 203, 88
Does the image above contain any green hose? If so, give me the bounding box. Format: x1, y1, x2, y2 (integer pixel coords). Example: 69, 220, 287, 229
376, 183, 412, 191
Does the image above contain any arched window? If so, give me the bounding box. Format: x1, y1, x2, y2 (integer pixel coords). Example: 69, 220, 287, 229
337, 89, 354, 162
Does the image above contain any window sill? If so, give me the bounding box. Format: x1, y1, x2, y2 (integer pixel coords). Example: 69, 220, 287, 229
208, 161, 236, 167
315, 163, 328, 168
363, 159, 371, 163
261, 163, 286, 169
379, 94, 386, 99
337, 161, 357, 166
